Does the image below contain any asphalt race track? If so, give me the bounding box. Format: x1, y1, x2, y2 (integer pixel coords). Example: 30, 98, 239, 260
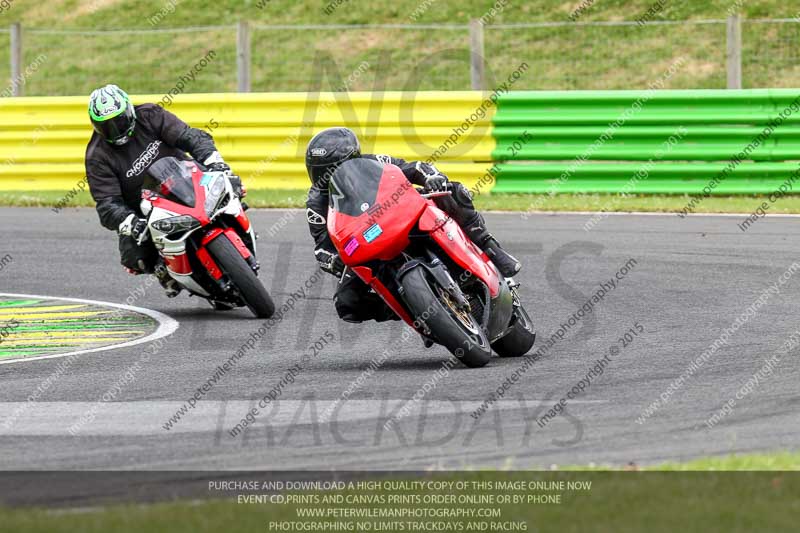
1, 207, 798, 484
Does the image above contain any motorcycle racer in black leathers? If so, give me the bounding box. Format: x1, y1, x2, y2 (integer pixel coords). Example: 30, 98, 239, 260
305, 127, 521, 323
84, 84, 243, 297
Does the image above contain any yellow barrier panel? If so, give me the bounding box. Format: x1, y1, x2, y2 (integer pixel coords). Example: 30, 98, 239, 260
0, 92, 496, 191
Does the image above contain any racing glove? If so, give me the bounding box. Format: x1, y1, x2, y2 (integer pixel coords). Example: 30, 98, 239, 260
207, 161, 230, 173
119, 213, 149, 245
204, 152, 245, 198
315, 249, 345, 277
416, 161, 448, 192
204, 151, 230, 173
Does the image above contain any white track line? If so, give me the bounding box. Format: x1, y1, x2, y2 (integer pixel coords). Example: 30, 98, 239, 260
250, 207, 800, 218
0, 292, 179, 366
0, 400, 607, 436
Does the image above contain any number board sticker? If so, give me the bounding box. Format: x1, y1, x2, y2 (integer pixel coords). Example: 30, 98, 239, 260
344, 237, 359, 256
363, 224, 383, 243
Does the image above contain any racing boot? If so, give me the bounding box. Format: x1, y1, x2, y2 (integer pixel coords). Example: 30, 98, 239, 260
479, 235, 521, 278
154, 261, 182, 298
462, 215, 521, 278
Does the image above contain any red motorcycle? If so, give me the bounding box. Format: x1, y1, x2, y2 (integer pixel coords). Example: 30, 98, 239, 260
140, 157, 275, 318
327, 159, 535, 368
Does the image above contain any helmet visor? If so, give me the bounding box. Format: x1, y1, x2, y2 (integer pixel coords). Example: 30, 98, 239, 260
308, 163, 340, 189
93, 106, 135, 144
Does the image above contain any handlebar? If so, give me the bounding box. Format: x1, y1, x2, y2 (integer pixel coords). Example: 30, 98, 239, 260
419, 190, 453, 199
416, 183, 454, 199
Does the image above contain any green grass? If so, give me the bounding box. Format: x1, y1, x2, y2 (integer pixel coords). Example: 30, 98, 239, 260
10, 189, 800, 214
1, 452, 798, 533
561, 451, 800, 471
651, 451, 800, 471
473, 192, 800, 214
4, 0, 800, 95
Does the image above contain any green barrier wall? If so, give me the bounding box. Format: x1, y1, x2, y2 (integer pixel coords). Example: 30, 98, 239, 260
491, 89, 800, 194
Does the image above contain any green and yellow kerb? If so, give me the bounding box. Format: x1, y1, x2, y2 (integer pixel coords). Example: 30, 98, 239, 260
0, 297, 158, 362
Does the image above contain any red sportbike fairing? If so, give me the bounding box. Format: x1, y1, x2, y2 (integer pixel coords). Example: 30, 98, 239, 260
140, 157, 275, 318
327, 158, 535, 368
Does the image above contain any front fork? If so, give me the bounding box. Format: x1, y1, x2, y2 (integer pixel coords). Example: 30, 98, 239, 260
397, 254, 471, 313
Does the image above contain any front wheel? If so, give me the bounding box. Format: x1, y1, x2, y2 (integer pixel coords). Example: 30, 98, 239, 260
206, 235, 275, 318
400, 265, 491, 368
491, 299, 535, 357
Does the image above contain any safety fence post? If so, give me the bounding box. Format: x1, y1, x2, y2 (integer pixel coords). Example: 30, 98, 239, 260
726, 15, 742, 89
237, 20, 251, 92
469, 19, 486, 90
10, 22, 22, 96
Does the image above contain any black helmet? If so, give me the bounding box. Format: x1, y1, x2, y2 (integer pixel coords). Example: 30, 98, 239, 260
305, 127, 361, 188
88, 84, 136, 145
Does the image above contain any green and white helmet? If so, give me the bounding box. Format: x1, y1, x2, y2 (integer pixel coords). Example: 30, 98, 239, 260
88, 84, 136, 145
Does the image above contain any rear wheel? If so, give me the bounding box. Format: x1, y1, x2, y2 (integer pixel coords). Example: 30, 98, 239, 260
491, 296, 535, 357
400, 265, 491, 368
206, 235, 275, 318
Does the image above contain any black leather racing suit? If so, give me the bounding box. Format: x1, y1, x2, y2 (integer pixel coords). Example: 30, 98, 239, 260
85, 104, 220, 272
306, 154, 490, 323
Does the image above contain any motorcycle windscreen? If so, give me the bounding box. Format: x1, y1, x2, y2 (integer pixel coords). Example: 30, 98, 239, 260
328, 158, 427, 264
144, 157, 197, 208
328, 158, 383, 217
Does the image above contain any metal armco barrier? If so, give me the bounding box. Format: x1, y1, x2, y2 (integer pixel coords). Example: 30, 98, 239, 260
0, 92, 495, 191
2, 89, 800, 195
491, 89, 800, 194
